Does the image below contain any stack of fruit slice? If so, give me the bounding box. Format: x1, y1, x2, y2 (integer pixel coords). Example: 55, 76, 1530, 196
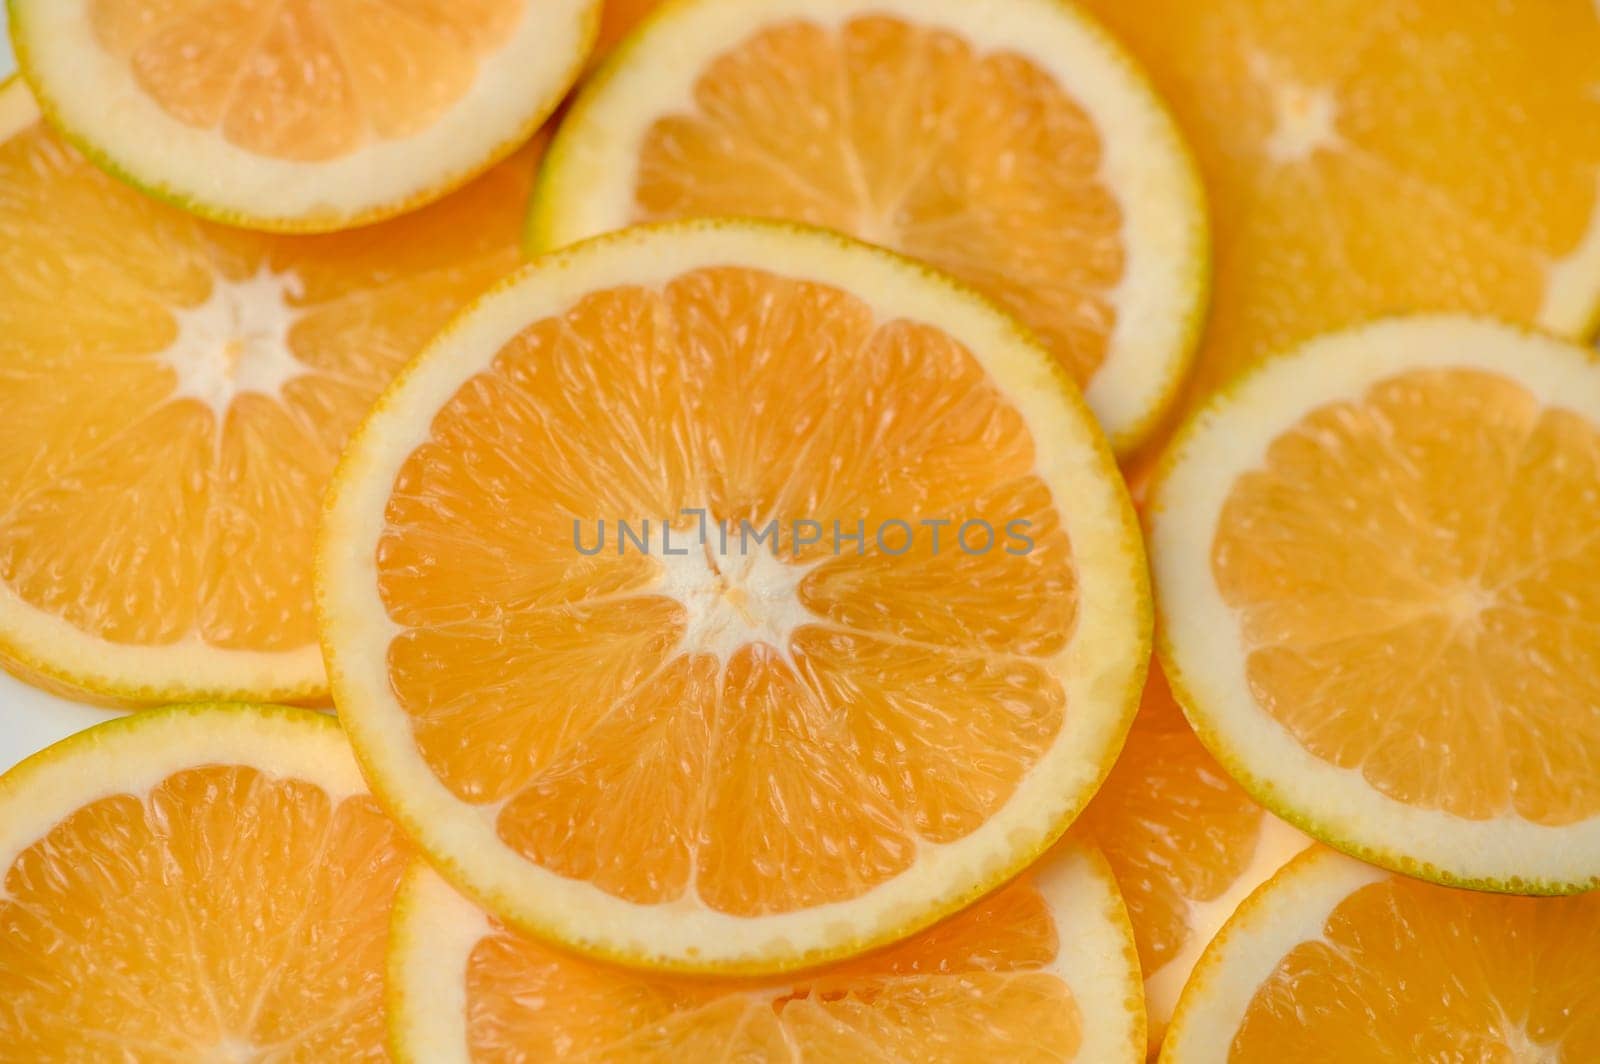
1, 0, 1599, 1060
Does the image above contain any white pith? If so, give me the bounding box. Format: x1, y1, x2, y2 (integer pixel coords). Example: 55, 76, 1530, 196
320, 220, 1149, 972
1143, 815, 1309, 1037
10, 0, 597, 227
0, 81, 325, 701
388, 839, 1145, 1063
1150, 315, 1600, 890
1159, 848, 1389, 1062
654, 532, 820, 665
161, 265, 308, 421
531, 0, 1208, 452
1259, 75, 1340, 165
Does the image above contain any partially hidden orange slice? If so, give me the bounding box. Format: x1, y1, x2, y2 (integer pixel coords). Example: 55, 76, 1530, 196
1150, 315, 1600, 892
1161, 846, 1600, 1062
0, 77, 537, 706
0, 703, 409, 1059
318, 220, 1150, 974
1079, 662, 1306, 1051
1080, 0, 1600, 424
531, 0, 1208, 453
595, 0, 665, 59
9, 0, 596, 230
391, 837, 1145, 1063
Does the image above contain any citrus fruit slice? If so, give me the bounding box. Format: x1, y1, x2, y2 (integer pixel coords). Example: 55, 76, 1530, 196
1149, 315, 1600, 893
1160, 846, 1600, 1062
0, 76, 537, 706
391, 837, 1145, 1063
319, 219, 1150, 974
1079, 663, 1307, 1049
0, 702, 410, 1059
1080, 0, 1600, 419
530, 0, 1208, 453
9, 0, 596, 231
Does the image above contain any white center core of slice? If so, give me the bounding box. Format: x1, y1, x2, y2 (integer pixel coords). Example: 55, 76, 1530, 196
161, 266, 308, 419
1265, 80, 1340, 163
655, 530, 821, 663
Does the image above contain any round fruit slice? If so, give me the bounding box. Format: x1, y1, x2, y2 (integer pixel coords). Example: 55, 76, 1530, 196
0, 76, 537, 706
9, 0, 596, 231
1160, 846, 1600, 1062
1079, 663, 1307, 1050
1081, 0, 1600, 419
1149, 315, 1600, 893
319, 219, 1150, 974
391, 837, 1145, 1063
530, 0, 1208, 453
0, 702, 410, 1059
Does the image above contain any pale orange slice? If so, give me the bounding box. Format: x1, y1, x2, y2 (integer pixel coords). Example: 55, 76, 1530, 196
0, 77, 537, 706
9, 0, 596, 230
1080, 0, 1600, 423
0, 703, 410, 1059
1149, 315, 1600, 892
1079, 663, 1307, 1050
530, 0, 1208, 452
1161, 846, 1600, 1062
318, 220, 1150, 974
391, 837, 1145, 1063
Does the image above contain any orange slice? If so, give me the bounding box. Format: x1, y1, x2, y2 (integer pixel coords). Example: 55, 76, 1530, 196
1161, 846, 1600, 1062
9, 0, 596, 230
0, 77, 537, 706
0, 703, 410, 1059
1149, 315, 1600, 892
1079, 663, 1306, 1050
318, 220, 1150, 974
530, 0, 1208, 452
1080, 0, 1600, 423
391, 837, 1145, 1063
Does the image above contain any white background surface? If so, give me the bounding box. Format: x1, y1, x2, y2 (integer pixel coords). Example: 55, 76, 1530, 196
0, 6, 128, 773
1, 7, 14, 80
